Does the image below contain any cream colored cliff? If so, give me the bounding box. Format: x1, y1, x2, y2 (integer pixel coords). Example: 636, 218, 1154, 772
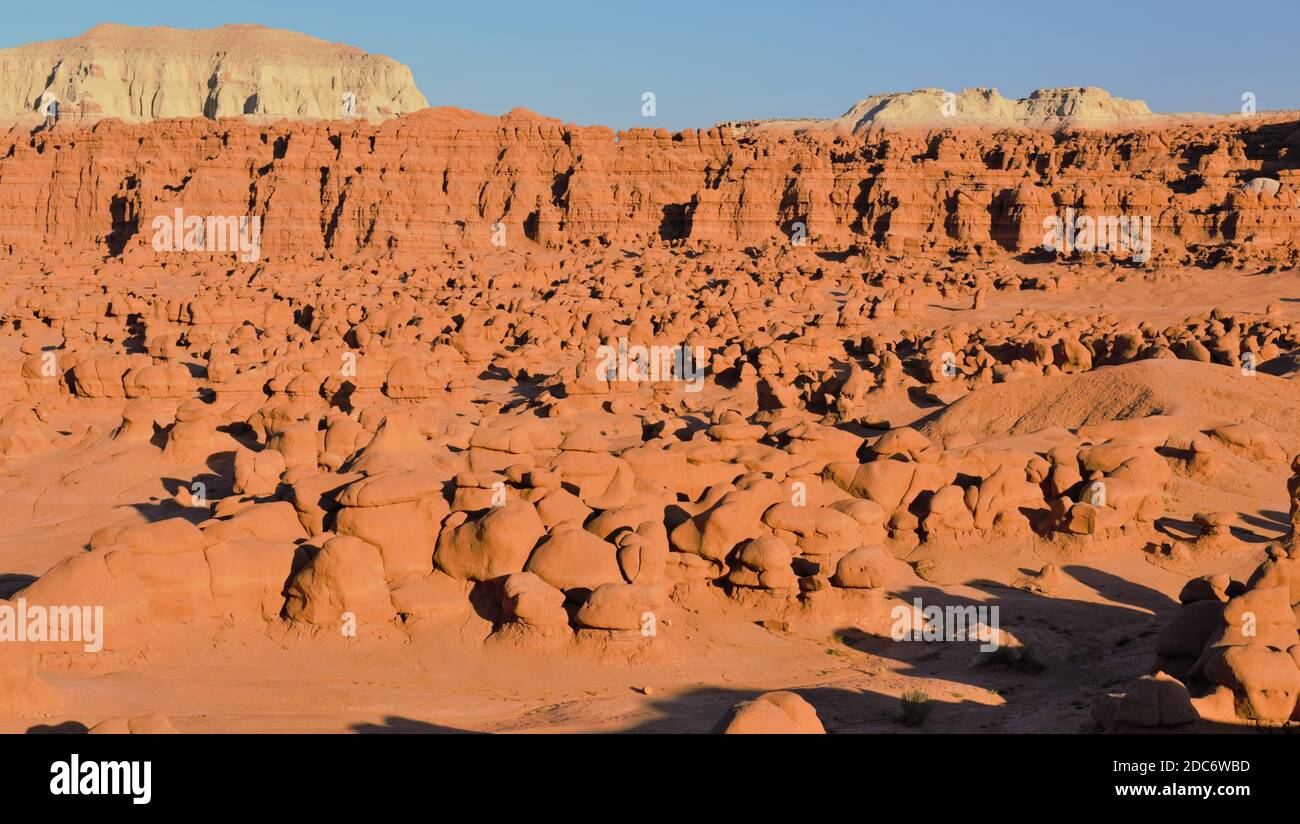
837, 86, 1155, 130
0, 23, 428, 125
723, 87, 1166, 133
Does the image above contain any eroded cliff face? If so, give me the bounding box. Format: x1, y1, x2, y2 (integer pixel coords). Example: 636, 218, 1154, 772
0, 24, 427, 125
724, 86, 1161, 133
1, 105, 1298, 265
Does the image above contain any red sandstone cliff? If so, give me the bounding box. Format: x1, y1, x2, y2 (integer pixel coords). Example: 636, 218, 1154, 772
1, 107, 1298, 265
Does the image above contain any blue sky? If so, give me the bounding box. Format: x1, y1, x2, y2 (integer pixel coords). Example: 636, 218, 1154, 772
3, 0, 1297, 130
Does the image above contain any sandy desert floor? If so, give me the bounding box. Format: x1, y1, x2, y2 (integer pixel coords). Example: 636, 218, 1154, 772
2, 245, 1297, 733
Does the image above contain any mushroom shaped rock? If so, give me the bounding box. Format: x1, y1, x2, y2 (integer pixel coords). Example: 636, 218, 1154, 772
334, 470, 450, 580
797, 507, 861, 558
467, 425, 536, 473
969, 464, 1042, 530
827, 498, 888, 544
532, 486, 593, 531
1219, 586, 1297, 649
233, 447, 287, 496
434, 501, 545, 582
347, 411, 435, 473
832, 546, 898, 589
284, 535, 395, 626
205, 538, 298, 621
525, 528, 625, 595
111, 399, 165, 443
289, 471, 362, 536
726, 535, 798, 589
713, 691, 826, 734
113, 518, 208, 555
450, 471, 509, 512
1204, 643, 1300, 722
923, 484, 976, 533
1107, 673, 1199, 732
1012, 563, 1067, 595
614, 523, 670, 586
573, 582, 664, 631
202, 501, 310, 544
1210, 423, 1285, 461
670, 479, 785, 563
871, 427, 931, 461
499, 572, 570, 627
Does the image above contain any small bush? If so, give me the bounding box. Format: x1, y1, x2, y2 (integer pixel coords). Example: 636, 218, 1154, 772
899, 690, 933, 727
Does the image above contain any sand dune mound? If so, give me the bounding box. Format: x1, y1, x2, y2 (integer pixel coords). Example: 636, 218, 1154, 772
920, 359, 1300, 444
0, 23, 427, 125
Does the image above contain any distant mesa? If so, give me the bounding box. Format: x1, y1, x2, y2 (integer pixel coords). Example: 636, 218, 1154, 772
719, 87, 1168, 133
0, 23, 428, 125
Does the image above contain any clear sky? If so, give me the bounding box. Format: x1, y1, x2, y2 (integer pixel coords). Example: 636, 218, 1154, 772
3, 0, 1297, 131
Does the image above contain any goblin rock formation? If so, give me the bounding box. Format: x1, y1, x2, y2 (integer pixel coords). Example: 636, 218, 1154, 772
0, 64, 1298, 731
